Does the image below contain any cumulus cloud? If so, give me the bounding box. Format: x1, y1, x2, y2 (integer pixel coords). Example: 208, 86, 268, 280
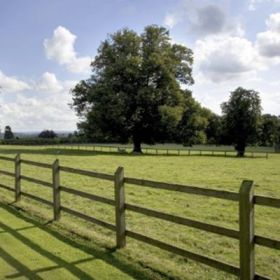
163, 1, 244, 37
0, 70, 78, 131
256, 13, 280, 58
194, 36, 261, 82
0, 70, 30, 92
44, 26, 91, 74
36, 72, 64, 93
0, 79, 78, 131
0, 94, 77, 131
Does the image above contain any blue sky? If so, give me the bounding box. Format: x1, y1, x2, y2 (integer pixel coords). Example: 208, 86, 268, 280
0, 0, 280, 132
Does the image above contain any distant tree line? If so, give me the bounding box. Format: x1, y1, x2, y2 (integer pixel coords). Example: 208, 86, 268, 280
71, 25, 280, 156
0, 129, 82, 145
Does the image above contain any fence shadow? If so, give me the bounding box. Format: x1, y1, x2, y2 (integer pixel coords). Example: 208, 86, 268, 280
0, 202, 160, 280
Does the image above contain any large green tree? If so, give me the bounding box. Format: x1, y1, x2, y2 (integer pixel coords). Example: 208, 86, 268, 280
71, 25, 194, 152
38, 130, 57, 139
205, 112, 223, 144
258, 114, 280, 146
176, 95, 208, 146
221, 87, 262, 157
4, 125, 14, 140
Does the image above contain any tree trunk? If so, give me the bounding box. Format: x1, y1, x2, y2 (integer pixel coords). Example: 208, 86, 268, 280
133, 136, 142, 153
235, 142, 245, 157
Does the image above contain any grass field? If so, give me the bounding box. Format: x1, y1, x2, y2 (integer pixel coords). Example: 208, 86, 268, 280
0, 145, 279, 279
0, 202, 156, 280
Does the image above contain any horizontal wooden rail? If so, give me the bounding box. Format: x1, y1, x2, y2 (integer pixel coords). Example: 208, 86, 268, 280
21, 175, 52, 188
0, 183, 14, 192
60, 166, 114, 181
61, 206, 116, 231
0, 155, 14, 162
125, 203, 239, 239
60, 186, 115, 206
21, 159, 52, 169
124, 177, 239, 201
255, 235, 280, 250
0, 170, 14, 177
254, 195, 280, 208
126, 230, 240, 276
21, 191, 53, 206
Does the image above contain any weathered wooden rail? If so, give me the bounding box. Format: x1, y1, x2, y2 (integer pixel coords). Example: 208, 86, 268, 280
0, 154, 279, 279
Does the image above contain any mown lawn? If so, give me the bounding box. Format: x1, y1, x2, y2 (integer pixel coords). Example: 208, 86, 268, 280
0, 145, 279, 279
0, 202, 158, 280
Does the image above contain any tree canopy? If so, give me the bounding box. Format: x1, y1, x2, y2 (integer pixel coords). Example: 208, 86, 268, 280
4, 126, 14, 140
72, 25, 194, 152
258, 114, 280, 146
38, 130, 57, 139
70, 26, 280, 155
221, 87, 262, 156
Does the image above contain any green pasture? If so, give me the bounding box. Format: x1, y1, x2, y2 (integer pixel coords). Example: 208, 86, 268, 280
0, 145, 279, 279
0, 202, 158, 280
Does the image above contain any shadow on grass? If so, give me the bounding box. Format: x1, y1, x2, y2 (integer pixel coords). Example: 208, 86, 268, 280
0, 202, 158, 280
0, 247, 44, 280
0, 146, 267, 159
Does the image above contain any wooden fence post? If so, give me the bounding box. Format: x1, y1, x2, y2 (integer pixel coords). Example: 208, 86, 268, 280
52, 159, 61, 221
239, 180, 255, 280
14, 154, 21, 202
114, 166, 125, 248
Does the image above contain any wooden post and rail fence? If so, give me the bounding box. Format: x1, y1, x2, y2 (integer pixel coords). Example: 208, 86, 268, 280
0, 154, 279, 279
3, 143, 269, 158
52, 144, 270, 158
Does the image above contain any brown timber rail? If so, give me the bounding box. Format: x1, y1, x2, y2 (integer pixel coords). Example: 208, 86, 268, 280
0, 154, 279, 279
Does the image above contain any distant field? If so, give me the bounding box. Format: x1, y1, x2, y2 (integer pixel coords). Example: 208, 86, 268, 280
0, 145, 279, 279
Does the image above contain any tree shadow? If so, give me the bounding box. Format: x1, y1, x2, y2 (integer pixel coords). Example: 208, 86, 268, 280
0, 202, 160, 280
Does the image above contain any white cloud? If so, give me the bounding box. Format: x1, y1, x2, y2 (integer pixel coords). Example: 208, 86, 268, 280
36, 72, 64, 93
0, 71, 79, 131
44, 26, 91, 74
256, 13, 280, 58
266, 13, 280, 32
0, 86, 78, 132
194, 35, 261, 82
0, 70, 30, 93
67, 57, 92, 74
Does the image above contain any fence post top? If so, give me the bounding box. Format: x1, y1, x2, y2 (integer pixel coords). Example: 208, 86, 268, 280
115, 166, 124, 176
239, 180, 254, 194
15, 153, 20, 160
53, 159, 59, 166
